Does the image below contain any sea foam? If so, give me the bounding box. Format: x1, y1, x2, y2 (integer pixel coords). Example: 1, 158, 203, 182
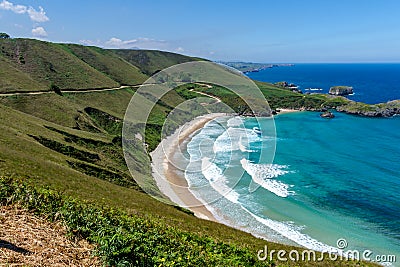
213, 127, 260, 153
227, 116, 245, 127
243, 207, 345, 255
240, 158, 294, 197
201, 157, 240, 203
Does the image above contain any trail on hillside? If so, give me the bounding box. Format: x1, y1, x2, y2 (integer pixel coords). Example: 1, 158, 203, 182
0, 83, 220, 102
0, 85, 134, 97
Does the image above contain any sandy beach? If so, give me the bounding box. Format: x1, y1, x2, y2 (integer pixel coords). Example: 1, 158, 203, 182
275, 108, 302, 115
150, 113, 227, 221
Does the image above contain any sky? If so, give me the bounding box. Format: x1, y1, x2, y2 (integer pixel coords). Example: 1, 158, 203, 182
1, 0, 400, 63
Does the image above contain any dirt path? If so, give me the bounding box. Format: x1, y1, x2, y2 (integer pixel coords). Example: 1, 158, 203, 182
0, 82, 218, 100
190, 83, 221, 103
0, 85, 135, 97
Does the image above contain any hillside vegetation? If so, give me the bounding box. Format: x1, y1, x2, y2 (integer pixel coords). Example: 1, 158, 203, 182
112, 49, 205, 76
0, 38, 378, 266
64, 44, 148, 85
0, 39, 118, 92
0, 39, 203, 93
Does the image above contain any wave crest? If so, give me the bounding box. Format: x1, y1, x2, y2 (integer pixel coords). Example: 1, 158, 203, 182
241, 158, 294, 197
201, 157, 240, 203
213, 127, 260, 153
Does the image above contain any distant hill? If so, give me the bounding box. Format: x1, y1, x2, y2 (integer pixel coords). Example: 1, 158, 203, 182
0, 38, 201, 93
220, 61, 294, 73
112, 49, 205, 76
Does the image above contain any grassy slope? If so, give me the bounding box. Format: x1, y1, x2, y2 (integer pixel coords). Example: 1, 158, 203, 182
0, 39, 204, 93
0, 38, 119, 91
0, 56, 47, 91
111, 49, 204, 75
0, 99, 279, 264
63, 44, 148, 85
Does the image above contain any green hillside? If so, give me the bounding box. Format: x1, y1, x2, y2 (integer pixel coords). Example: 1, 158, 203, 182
0, 38, 202, 93
0, 56, 47, 91
112, 49, 205, 75
63, 44, 148, 85
0, 38, 119, 92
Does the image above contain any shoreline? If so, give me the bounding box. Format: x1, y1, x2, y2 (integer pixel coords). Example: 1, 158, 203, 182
274, 108, 303, 116
150, 113, 227, 222
149, 111, 385, 256
150, 109, 300, 221
149, 111, 337, 254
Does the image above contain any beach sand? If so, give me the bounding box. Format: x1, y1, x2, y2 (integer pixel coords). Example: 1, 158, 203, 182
150, 113, 227, 222
275, 108, 302, 115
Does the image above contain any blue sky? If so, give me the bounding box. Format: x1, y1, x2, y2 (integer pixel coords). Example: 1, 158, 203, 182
1, 0, 400, 63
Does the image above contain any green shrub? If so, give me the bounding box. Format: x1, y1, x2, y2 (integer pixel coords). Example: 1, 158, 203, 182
0, 177, 271, 266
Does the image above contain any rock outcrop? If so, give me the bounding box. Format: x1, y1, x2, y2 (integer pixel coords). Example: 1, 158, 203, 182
320, 111, 335, 118
336, 100, 400, 117
275, 81, 302, 94
329, 86, 353, 96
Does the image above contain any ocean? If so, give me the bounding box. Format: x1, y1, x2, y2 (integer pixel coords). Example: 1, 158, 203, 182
247, 63, 400, 104
183, 64, 400, 265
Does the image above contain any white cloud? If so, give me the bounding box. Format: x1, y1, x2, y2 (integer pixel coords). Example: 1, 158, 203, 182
32, 26, 47, 37
0, 0, 49, 22
0, 0, 14, 11
103, 37, 167, 49
80, 39, 102, 47
80, 37, 190, 55
105, 37, 137, 48
27, 6, 48, 22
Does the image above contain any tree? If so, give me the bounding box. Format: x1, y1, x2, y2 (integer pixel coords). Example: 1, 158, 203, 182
50, 83, 63, 96
0, 33, 10, 39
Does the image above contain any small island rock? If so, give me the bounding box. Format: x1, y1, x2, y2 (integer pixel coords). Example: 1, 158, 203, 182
320, 111, 335, 118
329, 86, 354, 96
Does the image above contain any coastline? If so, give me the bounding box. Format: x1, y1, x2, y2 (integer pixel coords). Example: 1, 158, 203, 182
150, 109, 300, 221
150, 109, 400, 258
275, 108, 302, 115
149, 111, 339, 253
150, 113, 227, 222
273, 108, 304, 117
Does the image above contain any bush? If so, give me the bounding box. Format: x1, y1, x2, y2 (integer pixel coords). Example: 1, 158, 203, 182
0, 177, 271, 266
50, 83, 63, 95
0, 32, 10, 39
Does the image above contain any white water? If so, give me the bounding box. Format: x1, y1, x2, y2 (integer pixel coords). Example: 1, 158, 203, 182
183, 117, 354, 259
240, 158, 294, 198
201, 157, 240, 203
213, 127, 260, 153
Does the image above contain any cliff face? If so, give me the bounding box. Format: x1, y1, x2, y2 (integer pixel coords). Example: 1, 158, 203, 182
329, 86, 354, 96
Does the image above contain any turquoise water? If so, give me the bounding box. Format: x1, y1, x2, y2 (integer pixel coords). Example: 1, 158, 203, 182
272, 112, 400, 255
184, 112, 400, 264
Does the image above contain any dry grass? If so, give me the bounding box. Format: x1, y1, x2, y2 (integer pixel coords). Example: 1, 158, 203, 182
0, 206, 99, 267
